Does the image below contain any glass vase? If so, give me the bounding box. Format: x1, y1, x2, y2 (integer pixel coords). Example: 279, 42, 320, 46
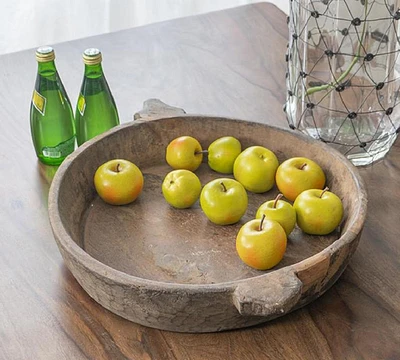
286, 0, 400, 166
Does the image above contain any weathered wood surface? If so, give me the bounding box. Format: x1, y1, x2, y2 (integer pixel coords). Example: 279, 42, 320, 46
1, 2, 400, 359
49, 113, 366, 332
133, 98, 186, 120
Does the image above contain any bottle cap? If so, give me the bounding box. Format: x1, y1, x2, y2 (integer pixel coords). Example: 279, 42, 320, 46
36, 46, 55, 62
83, 48, 102, 65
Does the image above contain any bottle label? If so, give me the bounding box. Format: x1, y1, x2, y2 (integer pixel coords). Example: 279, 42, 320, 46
32, 90, 46, 115
42, 136, 75, 159
77, 94, 86, 116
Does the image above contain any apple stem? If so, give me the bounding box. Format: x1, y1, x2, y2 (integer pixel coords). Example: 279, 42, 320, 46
300, 163, 307, 170
116, 163, 121, 173
195, 150, 208, 155
273, 193, 283, 208
220, 181, 227, 192
320, 187, 329, 198
259, 214, 266, 231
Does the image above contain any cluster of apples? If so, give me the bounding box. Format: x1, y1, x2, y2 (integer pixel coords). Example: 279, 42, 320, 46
163, 135, 246, 220
163, 135, 283, 218
162, 135, 344, 271
92, 134, 344, 272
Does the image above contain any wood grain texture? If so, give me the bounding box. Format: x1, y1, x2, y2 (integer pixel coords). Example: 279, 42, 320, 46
0, 2, 399, 359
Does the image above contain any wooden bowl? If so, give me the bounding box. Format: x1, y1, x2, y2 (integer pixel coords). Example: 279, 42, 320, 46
48, 105, 367, 333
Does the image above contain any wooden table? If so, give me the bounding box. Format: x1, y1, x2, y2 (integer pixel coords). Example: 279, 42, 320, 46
1, 3, 399, 359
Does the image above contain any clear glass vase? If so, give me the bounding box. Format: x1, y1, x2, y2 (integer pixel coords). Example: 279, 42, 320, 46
286, 0, 400, 166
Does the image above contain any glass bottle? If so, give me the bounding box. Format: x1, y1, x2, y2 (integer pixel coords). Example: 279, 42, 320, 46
30, 46, 76, 166
75, 48, 119, 146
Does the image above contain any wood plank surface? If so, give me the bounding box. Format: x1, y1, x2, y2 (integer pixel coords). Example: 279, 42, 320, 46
0, 2, 399, 359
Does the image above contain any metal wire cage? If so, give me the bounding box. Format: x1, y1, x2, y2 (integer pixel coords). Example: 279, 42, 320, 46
285, 0, 400, 166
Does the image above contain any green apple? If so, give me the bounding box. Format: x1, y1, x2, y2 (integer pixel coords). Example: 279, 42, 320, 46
162, 169, 202, 209
236, 215, 287, 270
276, 157, 326, 202
256, 193, 296, 236
233, 146, 279, 193
208, 136, 242, 174
94, 159, 144, 205
166, 136, 203, 171
200, 178, 248, 225
293, 187, 343, 235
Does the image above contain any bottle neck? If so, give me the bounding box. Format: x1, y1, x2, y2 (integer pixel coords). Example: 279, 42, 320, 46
37, 60, 57, 77
84, 63, 104, 79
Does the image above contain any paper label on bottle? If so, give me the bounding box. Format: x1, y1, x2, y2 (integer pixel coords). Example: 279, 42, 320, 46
42, 136, 75, 159
77, 94, 86, 116
32, 90, 46, 115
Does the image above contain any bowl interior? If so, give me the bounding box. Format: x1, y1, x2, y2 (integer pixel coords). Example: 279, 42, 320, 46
54, 116, 363, 285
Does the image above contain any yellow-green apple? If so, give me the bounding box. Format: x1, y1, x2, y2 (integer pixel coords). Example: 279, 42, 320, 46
200, 178, 248, 225
233, 146, 279, 193
293, 187, 343, 235
162, 169, 202, 209
275, 157, 326, 202
94, 159, 144, 205
236, 215, 287, 270
166, 136, 203, 171
256, 193, 296, 236
207, 136, 242, 174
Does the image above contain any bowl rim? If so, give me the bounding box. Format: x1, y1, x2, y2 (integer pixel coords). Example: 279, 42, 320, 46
48, 115, 368, 292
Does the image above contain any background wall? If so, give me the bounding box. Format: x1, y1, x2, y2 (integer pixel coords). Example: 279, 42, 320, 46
0, 0, 289, 55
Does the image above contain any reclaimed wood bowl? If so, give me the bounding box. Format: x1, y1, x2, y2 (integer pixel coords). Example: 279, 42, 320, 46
48, 101, 367, 333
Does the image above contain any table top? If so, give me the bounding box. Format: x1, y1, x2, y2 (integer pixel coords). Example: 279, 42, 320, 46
1, 3, 399, 359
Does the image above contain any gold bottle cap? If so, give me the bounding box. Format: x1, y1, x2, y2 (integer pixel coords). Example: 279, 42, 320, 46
83, 48, 102, 65
36, 46, 55, 62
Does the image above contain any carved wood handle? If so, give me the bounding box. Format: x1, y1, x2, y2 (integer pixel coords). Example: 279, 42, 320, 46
232, 269, 303, 317
133, 98, 186, 121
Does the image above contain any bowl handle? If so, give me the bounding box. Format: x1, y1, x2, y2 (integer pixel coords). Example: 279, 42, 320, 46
232, 268, 303, 317
134, 98, 186, 121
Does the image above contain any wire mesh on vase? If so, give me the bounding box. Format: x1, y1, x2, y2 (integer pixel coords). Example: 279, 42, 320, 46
285, 0, 400, 166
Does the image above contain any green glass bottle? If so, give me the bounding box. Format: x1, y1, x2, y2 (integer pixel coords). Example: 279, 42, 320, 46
30, 46, 76, 166
75, 48, 119, 146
